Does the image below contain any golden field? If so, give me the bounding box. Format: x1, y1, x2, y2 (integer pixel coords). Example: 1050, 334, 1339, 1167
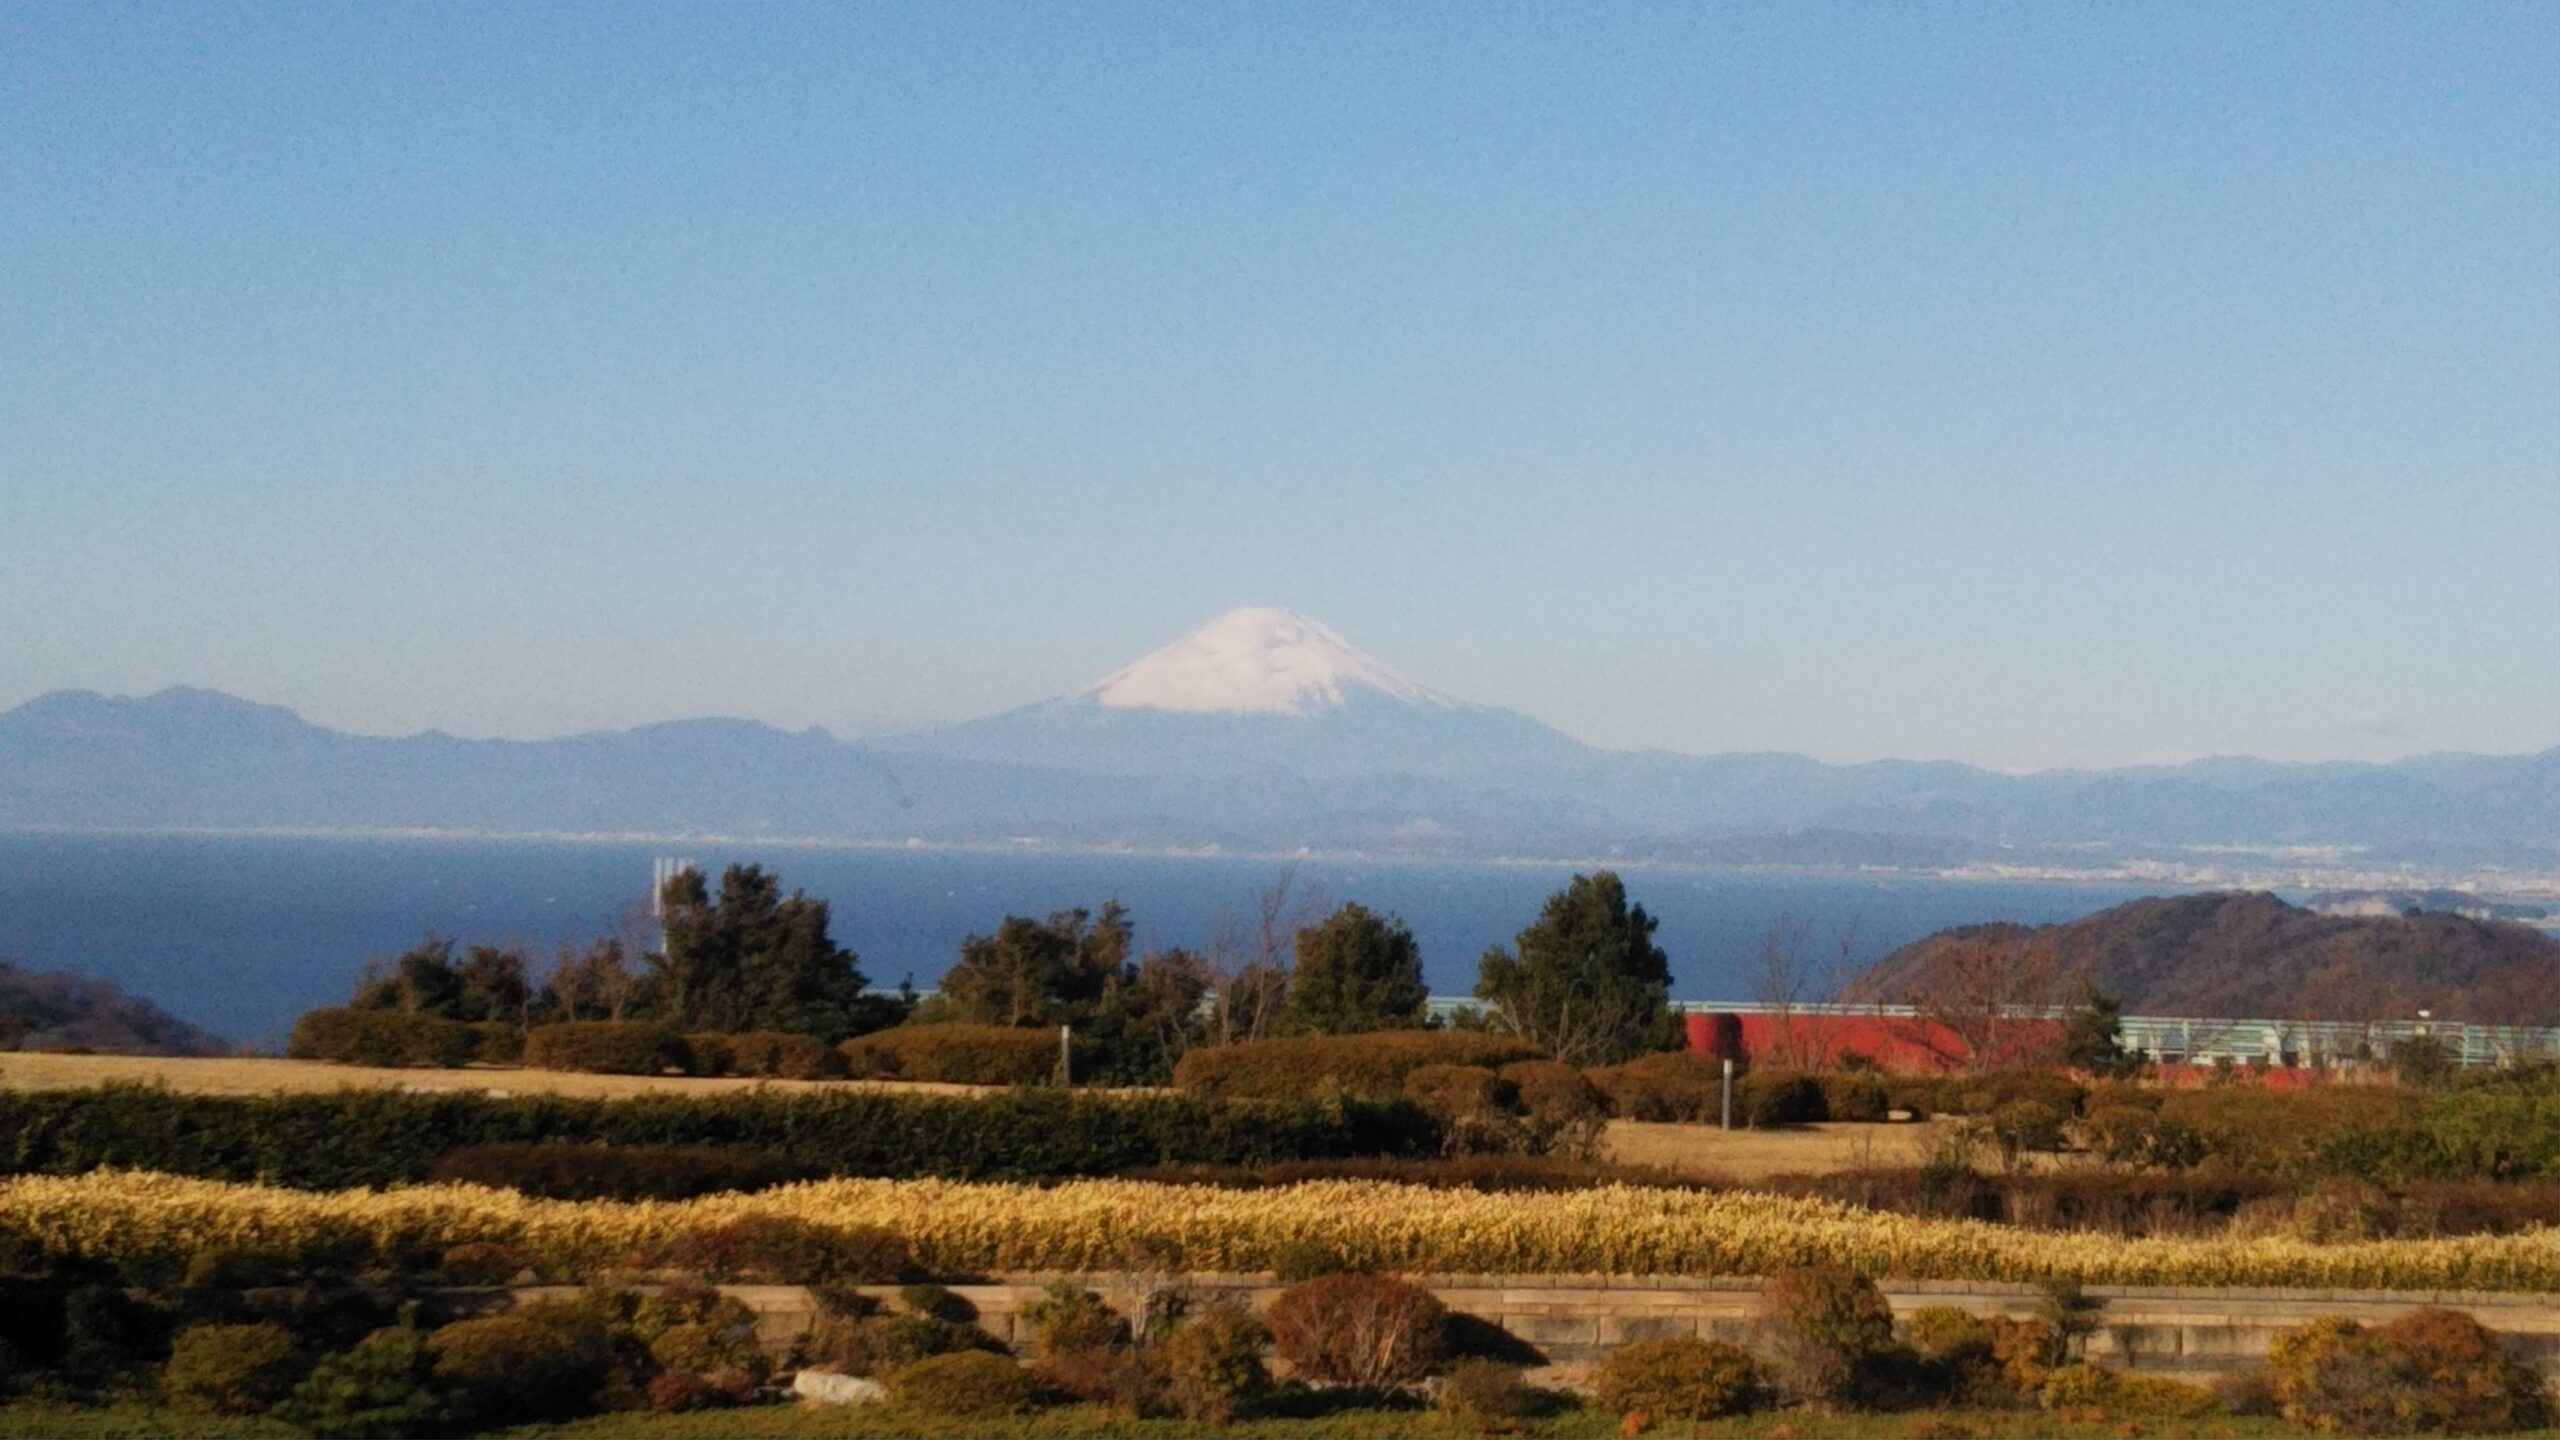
9, 1170, 2560, 1290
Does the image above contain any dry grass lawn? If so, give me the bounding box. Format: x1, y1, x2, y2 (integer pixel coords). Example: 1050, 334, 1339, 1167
1602, 1117, 1956, 1180
0, 1051, 999, 1100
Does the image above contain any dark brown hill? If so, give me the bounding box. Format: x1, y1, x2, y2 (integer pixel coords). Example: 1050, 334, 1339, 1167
1843, 891, 2560, 1025
0, 959, 230, 1055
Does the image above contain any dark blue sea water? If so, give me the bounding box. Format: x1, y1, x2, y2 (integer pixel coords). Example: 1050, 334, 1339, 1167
0, 833, 2186, 1046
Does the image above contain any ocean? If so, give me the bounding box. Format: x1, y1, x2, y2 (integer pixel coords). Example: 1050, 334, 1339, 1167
0, 832, 2187, 1046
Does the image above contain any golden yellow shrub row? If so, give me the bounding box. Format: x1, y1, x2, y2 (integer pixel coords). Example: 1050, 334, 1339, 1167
6, 1171, 2560, 1290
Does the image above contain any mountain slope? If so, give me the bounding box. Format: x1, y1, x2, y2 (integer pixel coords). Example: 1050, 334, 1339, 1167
1, 959, 230, 1055
1845, 891, 2560, 1025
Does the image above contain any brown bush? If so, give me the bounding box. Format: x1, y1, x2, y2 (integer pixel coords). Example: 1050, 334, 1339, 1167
1029, 1347, 1159, 1412
1173, 1031, 1542, 1101
2038, 1363, 2221, 1419
522, 1021, 689, 1076
724, 1030, 843, 1079
1592, 1337, 1760, 1421
2270, 1308, 2550, 1435
1436, 1358, 1550, 1422
659, 1215, 908, 1285
1265, 1272, 1447, 1388
1738, 1070, 1827, 1128
1587, 1051, 1725, 1121
681, 1032, 735, 1077
164, 1322, 307, 1415
1757, 1265, 1897, 1405
801, 1313, 994, 1377
841, 1024, 1064, 1086
437, 1239, 532, 1285
1817, 1071, 1891, 1123
1499, 1059, 1608, 1158
883, 1350, 1039, 1418
1402, 1064, 1524, 1155
1153, 1300, 1270, 1425
287, 1007, 478, 1068
1017, 1281, 1128, 1358
427, 1311, 614, 1426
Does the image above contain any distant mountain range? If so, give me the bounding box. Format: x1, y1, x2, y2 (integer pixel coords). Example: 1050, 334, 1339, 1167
1847, 891, 2560, 1026
4, 608, 2557, 867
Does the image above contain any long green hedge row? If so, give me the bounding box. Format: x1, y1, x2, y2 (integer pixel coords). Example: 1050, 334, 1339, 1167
0, 1084, 1439, 1191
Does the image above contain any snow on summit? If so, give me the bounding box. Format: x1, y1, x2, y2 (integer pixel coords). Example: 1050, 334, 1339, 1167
1076, 608, 1453, 716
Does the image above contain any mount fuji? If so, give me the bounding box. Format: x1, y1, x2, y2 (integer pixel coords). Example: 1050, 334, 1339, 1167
886, 608, 1592, 782
1, 608, 2556, 863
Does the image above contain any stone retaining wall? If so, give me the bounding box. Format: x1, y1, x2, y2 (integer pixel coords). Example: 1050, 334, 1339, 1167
526, 1275, 2560, 1382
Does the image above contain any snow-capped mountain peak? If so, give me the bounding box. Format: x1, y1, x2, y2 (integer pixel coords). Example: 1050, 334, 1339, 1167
1072, 607, 1453, 716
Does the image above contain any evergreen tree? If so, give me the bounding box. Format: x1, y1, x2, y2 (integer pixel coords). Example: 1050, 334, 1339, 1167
1279, 902, 1427, 1035
2061, 987, 2140, 1077
655, 864, 874, 1038
1473, 871, 1672, 1065
939, 903, 1132, 1027
451, 944, 531, 1025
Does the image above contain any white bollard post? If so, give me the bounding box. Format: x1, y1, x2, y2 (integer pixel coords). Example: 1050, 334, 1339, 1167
1721, 1057, 1735, 1130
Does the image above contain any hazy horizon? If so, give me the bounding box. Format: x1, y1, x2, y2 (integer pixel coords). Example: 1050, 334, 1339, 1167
6, 6, 2554, 770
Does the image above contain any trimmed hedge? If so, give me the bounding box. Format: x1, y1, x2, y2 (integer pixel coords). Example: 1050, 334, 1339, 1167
0, 1083, 1440, 1190
522, 1022, 689, 1076
841, 1025, 1065, 1086
423, 1143, 812, 1201
685, 1031, 842, 1080
1173, 1031, 1543, 1100
287, 1008, 478, 1068
1588, 1051, 1724, 1121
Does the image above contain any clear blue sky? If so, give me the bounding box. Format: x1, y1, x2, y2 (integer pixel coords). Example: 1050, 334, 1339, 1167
4, 3, 2554, 769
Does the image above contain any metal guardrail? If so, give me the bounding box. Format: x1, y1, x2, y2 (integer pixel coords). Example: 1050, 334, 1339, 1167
1419, 997, 2559, 1067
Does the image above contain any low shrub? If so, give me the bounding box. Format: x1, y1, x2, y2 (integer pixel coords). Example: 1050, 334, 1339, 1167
1738, 1070, 1827, 1128
1757, 1265, 1897, 1406
1154, 1300, 1270, 1425
274, 1321, 448, 1440
884, 1350, 1039, 1418
163, 1321, 305, 1415
468, 1023, 524, 1067
1018, 1281, 1128, 1358
802, 1313, 994, 1377
428, 1309, 614, 1426
436, 1240, 530, 1285
287, 1008, 477, 1068
1029, 1346, 1158, 1412
522, 1021, 688, 1076
1499, 1060, 1607, 1159
0, 1083, 1439, 1190
2084, 1103, 2206, 1170
1988, 1099, 2072, 1168
1817, 1071, 1891, 1123
1173, 1031, 1543, 1101
1588, 1051, 1724, 1122
682, 1033, 735, 1077
658, 1215, 908, 1285
1403, 1064, 1524, 1155
2269, 1307, 2550, 1435
1436, 1358, 1549, 1423
2038, 1362, 2220, 1419
1265, 1272, 1448, 1388
724, 1030, 843, 1080
841, 1024, 1065, 1086
1592, 1336, 1759, 1421
425, 1142, 810, 1201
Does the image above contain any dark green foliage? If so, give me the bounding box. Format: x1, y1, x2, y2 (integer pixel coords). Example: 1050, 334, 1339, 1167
1816, 1070, 1890, 1122
274, 1320, 449, 1440
1153, 1300, 1270, 1426
659, 1216, 909, 1285
882, 1350, 1039, 1418
0, 1083, 1437, 1191
655, 864, 879, 1040
285, 1008, 477, 1068
1265, 1273, 1447, 1387
1172, 1030, 1541, 1100
1592, 1337, 1761, 1421
1737, 1070, 1826, 1128
802, 1312, 996, 1377
840, 1024, 1065, 1086
162, 1323, 305, 1415
1435, 1358, 1553, 1422
521, 1021, 689, 1075
1018, 1282, 1128, 1358
1280, 903, 1428, 1036
1401, 1064, 1523, 1155
427, 1311, 613, 1426
1474, 871, 1673, 1066
2062, 988, 2140, 1078
938, 904, 1130, 1028
1757, 1265, 1899, 1406
422, 1143, 811, 1201
2393, 1035, 2461, 1091
1074, 947, 1215, 1087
